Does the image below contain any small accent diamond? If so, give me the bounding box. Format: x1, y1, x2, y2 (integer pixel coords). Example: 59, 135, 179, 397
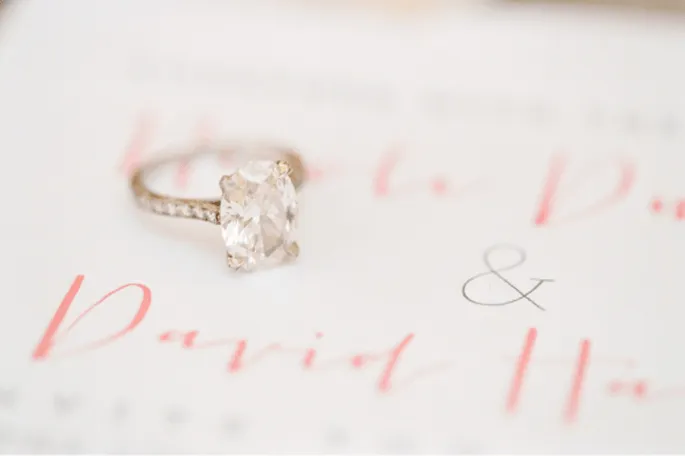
205, 211, 217, 223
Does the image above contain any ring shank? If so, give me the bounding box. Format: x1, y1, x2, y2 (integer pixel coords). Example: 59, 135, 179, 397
130, 145, 306, 225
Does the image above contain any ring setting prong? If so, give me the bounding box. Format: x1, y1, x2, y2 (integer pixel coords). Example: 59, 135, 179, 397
275, 160, 293, 177
226, 253, 246, 271
285, 241, 300, 259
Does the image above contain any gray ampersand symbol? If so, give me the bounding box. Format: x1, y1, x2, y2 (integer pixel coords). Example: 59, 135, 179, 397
462, 244, 554, 311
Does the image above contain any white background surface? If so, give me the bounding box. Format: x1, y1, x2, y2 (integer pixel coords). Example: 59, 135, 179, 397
0, 0, 684, 452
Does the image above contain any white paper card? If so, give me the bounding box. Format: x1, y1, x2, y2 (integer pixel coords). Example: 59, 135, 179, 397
0, 0, 684, 452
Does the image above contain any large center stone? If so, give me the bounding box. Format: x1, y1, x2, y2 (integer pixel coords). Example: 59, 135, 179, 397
219, 160, 298, 271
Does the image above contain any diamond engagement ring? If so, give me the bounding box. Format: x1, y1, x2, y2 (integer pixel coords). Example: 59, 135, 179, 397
130, 144, 305, 272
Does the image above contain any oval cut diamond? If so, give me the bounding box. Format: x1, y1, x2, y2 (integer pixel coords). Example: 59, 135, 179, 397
219, 160, 298, 271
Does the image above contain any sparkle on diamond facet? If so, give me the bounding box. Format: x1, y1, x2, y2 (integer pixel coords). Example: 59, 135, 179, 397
219, 160, 298, 271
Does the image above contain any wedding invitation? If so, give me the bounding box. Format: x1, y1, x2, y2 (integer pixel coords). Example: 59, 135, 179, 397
0, 0, 684, 452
